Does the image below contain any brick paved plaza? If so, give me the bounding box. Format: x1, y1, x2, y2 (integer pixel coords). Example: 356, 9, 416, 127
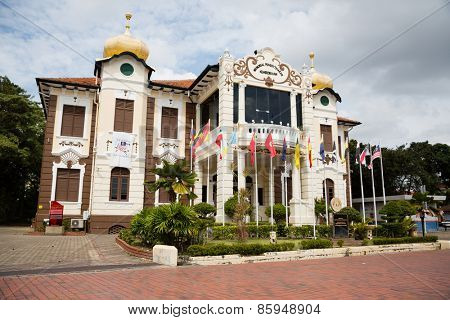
1, 250, 449, 300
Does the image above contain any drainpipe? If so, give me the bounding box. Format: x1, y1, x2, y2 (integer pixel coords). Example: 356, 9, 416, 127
88, 73, 100, 227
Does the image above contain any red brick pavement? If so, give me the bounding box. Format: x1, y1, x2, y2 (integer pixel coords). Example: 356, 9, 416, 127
1, 250, 449, 300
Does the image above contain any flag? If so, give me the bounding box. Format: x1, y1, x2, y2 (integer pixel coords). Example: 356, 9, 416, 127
331, 141, 337, 163
281, 137, 287, 162
372, 145, 382, 160
215, 131, 223, 160
265, 132, 276, 158
228, 130, 237, 147
359, 146, 368, 166
193, 120, 210, 149
249, 133, 256, 166
295, 138, 300, 169
189, 126, 195, 147
307, 136, 313, 168
319, 135, 325, 162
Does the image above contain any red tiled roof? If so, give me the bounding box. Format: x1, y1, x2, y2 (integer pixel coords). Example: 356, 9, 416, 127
39, 77, 99, 87
337, 116, 361, 125
151, 79, 195, 89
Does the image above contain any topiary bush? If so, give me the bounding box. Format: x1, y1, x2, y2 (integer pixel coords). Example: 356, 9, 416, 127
192, 202, 216, 218
186, 242, 295, 257
212, 225, 237, 240
224, 193, 253, 219
317, 224, 333, 238
301, 238, 333, 250
265, 203, 289, 224
338, 206, 362, 223
247, 224, 272, 238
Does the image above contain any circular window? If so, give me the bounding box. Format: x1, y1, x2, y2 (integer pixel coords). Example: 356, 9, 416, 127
120, 63, 134, 76
320, 96, 329, 106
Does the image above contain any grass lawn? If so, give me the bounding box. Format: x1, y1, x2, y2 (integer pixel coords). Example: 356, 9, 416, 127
208, 238, 304, 249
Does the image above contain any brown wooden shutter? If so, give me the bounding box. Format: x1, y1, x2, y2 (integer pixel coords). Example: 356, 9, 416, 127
114, 99, 134, 133
55, 168, 80, 202
320, 125, 333, 152
61, 105, 85, 137
159, 188, 171, 203
161, 107, 178, 139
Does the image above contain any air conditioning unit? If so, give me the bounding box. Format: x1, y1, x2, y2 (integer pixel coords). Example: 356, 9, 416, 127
71, 219, 84, 229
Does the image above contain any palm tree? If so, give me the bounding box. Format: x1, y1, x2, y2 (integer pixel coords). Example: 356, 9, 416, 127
146, 160, 197, 202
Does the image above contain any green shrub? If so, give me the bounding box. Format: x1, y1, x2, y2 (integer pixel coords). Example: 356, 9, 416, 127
192, 203, 216, 218
247, 224, 272, 238
338, 207, 362, 223
265, 203, 289, 224
379, 200, 416, 223
290, 225, 314, 239
372, 236, 438, 245
352, 222, 368, 240
130, 203, 199, 249
301, 238, 333, 249
317, 225, 332, 238
186, 242, 295, 257
62, 218, 71, 231
276, 223, 289, 237
212, 225, 237, 240
362, 239, 370, 246
337, 240, 344, 248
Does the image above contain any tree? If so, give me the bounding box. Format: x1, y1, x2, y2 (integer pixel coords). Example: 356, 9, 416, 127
379, 200, 416, 223
338, 206, 362, 223
146, 159, 197, 202
225, 193, 253, 219
234, 188, 251, 241
192, 202, 216, 218
265, 203, 289, 224
0, 76, 45, 224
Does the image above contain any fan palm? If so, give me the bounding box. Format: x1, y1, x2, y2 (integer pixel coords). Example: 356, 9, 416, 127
146, 159, 197, 202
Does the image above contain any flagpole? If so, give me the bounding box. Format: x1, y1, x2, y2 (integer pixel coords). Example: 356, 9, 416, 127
206, 156, 210, 204
324, 159, 329, 226
190, 119, 193, 207
359, 144, 366, 223
222, 135, 225, 227
254, 137, 259, 235
285, 160, 288, 228
369, 144, 378, 228
270, 155, 274, 230
379, 143, 386, 205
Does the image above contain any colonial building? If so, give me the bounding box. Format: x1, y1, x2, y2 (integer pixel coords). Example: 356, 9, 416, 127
35, 14, 360, 233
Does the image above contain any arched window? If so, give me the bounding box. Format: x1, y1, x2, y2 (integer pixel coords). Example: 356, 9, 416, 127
322, 178, 334, 203
110, 168, 130, 201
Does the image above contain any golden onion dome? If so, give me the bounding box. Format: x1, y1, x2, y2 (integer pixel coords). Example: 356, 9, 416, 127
103, 13, 149, 61
309, 52, 333, 90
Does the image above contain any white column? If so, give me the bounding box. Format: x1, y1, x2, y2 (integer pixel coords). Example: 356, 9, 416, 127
216, 50, 235, 224
289, 152, 303, 225
237, 148, 246, 191
290, 90, 297, 128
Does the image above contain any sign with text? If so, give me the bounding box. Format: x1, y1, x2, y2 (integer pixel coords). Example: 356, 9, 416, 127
49, 201, 64, 226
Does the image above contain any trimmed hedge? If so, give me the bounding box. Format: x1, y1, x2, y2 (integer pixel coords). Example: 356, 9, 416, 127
372, 236, 438, 245
186, 242, 296, 257
301, 238, 333, 249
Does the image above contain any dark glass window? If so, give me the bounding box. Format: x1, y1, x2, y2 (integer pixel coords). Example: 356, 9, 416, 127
258, 188, 263, 206
296, 94, 302, 128
233, 83, 239, 124
245, 85, 290, 125
202, 186, 207, 203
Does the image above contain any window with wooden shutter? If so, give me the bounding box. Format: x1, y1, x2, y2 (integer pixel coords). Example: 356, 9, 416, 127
55, 168, 80, 202
320, 124, 333, 152
110, 167, 130, 201
159, 188, 171, 203
114, 99, 134, 133
61, 105, 85, 137
161, 107, 178, 139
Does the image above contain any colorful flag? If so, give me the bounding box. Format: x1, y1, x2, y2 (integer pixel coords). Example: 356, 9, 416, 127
281, 137, 287, 162
319, 135, 325, 162
307, 136, 313, 168
265, 132, 276, 158
249, 133, 256, 166
295, 138, 301, 169
189, 126, 195, 146
331, 141, 337, 163
359, 146, 368, 166
215, 131, 223, 160
372, 145, 382, 160
228, 130, 237, 147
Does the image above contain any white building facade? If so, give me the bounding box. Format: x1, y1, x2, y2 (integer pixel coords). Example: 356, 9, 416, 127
35, 15, 360, 233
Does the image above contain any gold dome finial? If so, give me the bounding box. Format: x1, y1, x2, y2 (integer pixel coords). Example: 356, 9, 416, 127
102, 12, 149, 61
125, 12, 132, 34
309, 51, 315, 68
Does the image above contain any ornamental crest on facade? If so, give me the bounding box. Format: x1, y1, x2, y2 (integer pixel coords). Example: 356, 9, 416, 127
233, 47, 302, 88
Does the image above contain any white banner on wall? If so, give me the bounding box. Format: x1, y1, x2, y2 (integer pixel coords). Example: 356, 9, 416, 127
110, 132, 134, 168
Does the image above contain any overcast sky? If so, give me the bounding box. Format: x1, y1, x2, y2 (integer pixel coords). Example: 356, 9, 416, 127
0, 0, 449, 147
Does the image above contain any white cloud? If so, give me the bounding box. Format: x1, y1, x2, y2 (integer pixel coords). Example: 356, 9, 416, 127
0, 0, 449, 146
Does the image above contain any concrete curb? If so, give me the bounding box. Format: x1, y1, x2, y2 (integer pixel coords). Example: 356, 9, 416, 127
189, 241, 450, 266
